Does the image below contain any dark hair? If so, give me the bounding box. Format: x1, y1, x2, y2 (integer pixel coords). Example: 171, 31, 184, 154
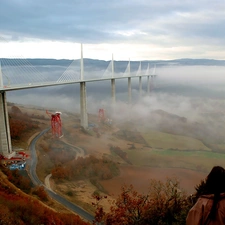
205, 166, 225, 220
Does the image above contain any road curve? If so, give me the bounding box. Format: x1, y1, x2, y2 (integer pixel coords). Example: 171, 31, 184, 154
44, 174, 52, 190
29, 128, 94, 223
44, 141, 86, 189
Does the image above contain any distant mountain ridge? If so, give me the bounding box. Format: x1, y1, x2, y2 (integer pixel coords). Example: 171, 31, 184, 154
1, 58, 225, 67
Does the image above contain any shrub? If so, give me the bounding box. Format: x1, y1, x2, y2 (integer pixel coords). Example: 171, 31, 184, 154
32, 186, 48, 201
93, 178, 192, 225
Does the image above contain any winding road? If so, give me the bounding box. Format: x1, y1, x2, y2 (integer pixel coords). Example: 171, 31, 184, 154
28, 128, 94, 223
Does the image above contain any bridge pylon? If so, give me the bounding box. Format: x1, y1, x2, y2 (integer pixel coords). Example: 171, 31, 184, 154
0, 62, 2, 87
111, 54, 116, 109
79, 44, 88, 129
0, 92, 12, 157
0, 63, 12, 156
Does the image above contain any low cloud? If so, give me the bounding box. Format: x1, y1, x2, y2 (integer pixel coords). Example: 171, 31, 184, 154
5, 64, 225, 146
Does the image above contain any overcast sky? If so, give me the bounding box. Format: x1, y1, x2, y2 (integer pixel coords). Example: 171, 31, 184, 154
0, 0, 225, 60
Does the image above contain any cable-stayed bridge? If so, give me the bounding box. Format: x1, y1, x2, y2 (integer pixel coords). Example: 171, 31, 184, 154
0, 56, 156, 91
0, 44, 156, 157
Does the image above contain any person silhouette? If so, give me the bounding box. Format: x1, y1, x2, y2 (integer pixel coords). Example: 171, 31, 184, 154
186, 166, 225, 225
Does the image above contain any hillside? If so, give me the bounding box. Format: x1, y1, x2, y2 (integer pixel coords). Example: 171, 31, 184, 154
0, 168, 89, 225
2, 58, 225, 67
4, 102, 225, 219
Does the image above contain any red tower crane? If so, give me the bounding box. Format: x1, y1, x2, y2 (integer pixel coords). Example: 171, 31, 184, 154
46, 110, 63, 138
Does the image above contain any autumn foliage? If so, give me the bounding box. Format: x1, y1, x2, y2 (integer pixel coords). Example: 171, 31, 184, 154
0, 168, 90, 225
93, 178, 192, 225
1, 166, 32, 193
52, 155, 119, 181
32, 185, 48, 201
9, 105, 39, 139
109, 144, 132, 164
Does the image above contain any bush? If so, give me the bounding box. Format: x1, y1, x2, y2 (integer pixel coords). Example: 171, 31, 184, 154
93, 178, 192, 225
32, 186, 48, 201
66, 190, 74, 197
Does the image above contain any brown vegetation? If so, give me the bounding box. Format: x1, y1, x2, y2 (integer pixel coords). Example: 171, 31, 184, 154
1, 166, 32, 193
109, 144, 132, 164
52, 155, 120, 181
93, 178, 192, 225
9, 105, 39, 140
0, 168, 90, 225
113, 129, 147, 145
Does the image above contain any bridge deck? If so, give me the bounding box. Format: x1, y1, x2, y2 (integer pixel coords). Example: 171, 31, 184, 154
0, 74, 156, 92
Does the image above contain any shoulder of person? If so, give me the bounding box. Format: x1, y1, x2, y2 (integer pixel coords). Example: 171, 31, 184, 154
201, 193, 225, 199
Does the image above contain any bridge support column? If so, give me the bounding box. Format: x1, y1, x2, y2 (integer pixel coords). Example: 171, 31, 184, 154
147, 76, 150, 94
151, 75, 154, 91
111, 79, 116, 106
139, 76, 142, 97
128, 77, 132, 104
0, 92, 12, 157
80, 82, 88, 129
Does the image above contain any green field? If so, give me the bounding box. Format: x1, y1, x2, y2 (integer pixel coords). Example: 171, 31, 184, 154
141, 130, 210, 151
211, 143, 225, 152
125, 149, 225, 172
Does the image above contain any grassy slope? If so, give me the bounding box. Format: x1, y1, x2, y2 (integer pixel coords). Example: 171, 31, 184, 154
128, 129, 225, 172
141, 130, 210, 151
125, 149, 225, 172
